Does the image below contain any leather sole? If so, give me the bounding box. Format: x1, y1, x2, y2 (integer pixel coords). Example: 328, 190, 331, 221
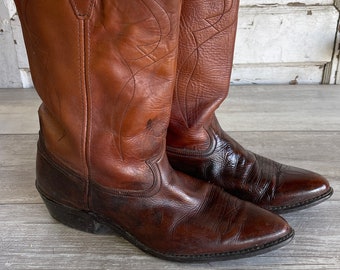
268, 187, 334, 214
39, 190, 295, 262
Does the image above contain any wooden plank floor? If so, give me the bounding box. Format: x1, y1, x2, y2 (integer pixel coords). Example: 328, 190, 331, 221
0, 85, 339, 270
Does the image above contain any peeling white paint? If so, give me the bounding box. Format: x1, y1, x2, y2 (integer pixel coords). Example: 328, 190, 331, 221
20, 69, 33, 88
2, 0, 16, 18
0, 1, 339, 87
0, 0, 22, 88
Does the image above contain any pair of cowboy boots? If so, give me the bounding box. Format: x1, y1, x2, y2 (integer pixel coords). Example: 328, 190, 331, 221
15, 0, 332, 262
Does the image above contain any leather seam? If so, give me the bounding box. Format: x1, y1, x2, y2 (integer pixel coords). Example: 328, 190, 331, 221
69, 0, 95, 20
89, 155, 163, 198
161, 230, 294, 259
77, 20, 88, 180
37, 139, 87, 192
37, 138, 161, 201
85, 18, 92, 209
267, 188, 333, 212
166, 127, 217, 157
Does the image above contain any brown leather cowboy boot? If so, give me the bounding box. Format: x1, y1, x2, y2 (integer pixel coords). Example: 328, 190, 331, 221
15, 0, 293, 262
167, 0, 333, 213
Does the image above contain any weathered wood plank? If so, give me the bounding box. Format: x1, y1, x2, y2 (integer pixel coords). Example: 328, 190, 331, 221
217, 85, 340, 132
231, 64, 325, 85
0, 134, 40, 204
1, 85, 340, 135
0, 202, 339, 270
0, 86, 339, 269
240, 0, 334, 5
0, 88, 40, 134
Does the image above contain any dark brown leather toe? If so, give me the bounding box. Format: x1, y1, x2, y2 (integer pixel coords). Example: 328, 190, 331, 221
264, 165, 333, 212
232, 201, 294, 252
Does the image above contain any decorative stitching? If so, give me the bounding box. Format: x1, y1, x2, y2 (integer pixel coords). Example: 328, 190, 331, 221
69, 0, 95, 19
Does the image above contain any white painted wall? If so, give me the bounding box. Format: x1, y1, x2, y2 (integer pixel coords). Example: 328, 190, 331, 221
0, 0, 20, 88
0, 0, 339, 88
0, 0, 32, 88
232, 5, 340, 85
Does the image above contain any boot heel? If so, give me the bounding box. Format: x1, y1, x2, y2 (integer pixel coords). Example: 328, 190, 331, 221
41, 194, 113, 235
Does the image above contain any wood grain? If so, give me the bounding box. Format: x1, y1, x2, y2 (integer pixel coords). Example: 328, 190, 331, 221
0, 85, 339, 269
0, 88, 40, 134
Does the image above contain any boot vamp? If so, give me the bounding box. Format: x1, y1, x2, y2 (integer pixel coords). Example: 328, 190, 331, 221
214, 132, 332, 211
37, 136, 293, 259
89, 154, 292, 257
167, 129, 332, 211
201, 137, 276, 204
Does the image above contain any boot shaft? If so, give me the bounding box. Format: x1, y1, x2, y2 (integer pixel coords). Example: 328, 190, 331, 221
168, 0, 239, 148
16, 0, 182, 188
15, 0, 92, 176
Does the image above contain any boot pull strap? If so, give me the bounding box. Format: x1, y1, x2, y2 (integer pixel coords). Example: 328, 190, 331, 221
69, 0, 95, 20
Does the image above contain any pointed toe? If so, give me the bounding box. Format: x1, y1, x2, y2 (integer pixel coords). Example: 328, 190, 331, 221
235, 202, 294, 253
267, 166, 333, 213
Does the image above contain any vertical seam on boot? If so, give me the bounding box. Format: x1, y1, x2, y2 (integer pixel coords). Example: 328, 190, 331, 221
75, 17, 89, 209
84, 17, 93, 209
73, 5, 93, 210
78, 19, 89, 183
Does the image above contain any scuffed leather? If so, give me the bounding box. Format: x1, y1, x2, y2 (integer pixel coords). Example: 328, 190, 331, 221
167, 0, 332, 212
17, 0, 293, 259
